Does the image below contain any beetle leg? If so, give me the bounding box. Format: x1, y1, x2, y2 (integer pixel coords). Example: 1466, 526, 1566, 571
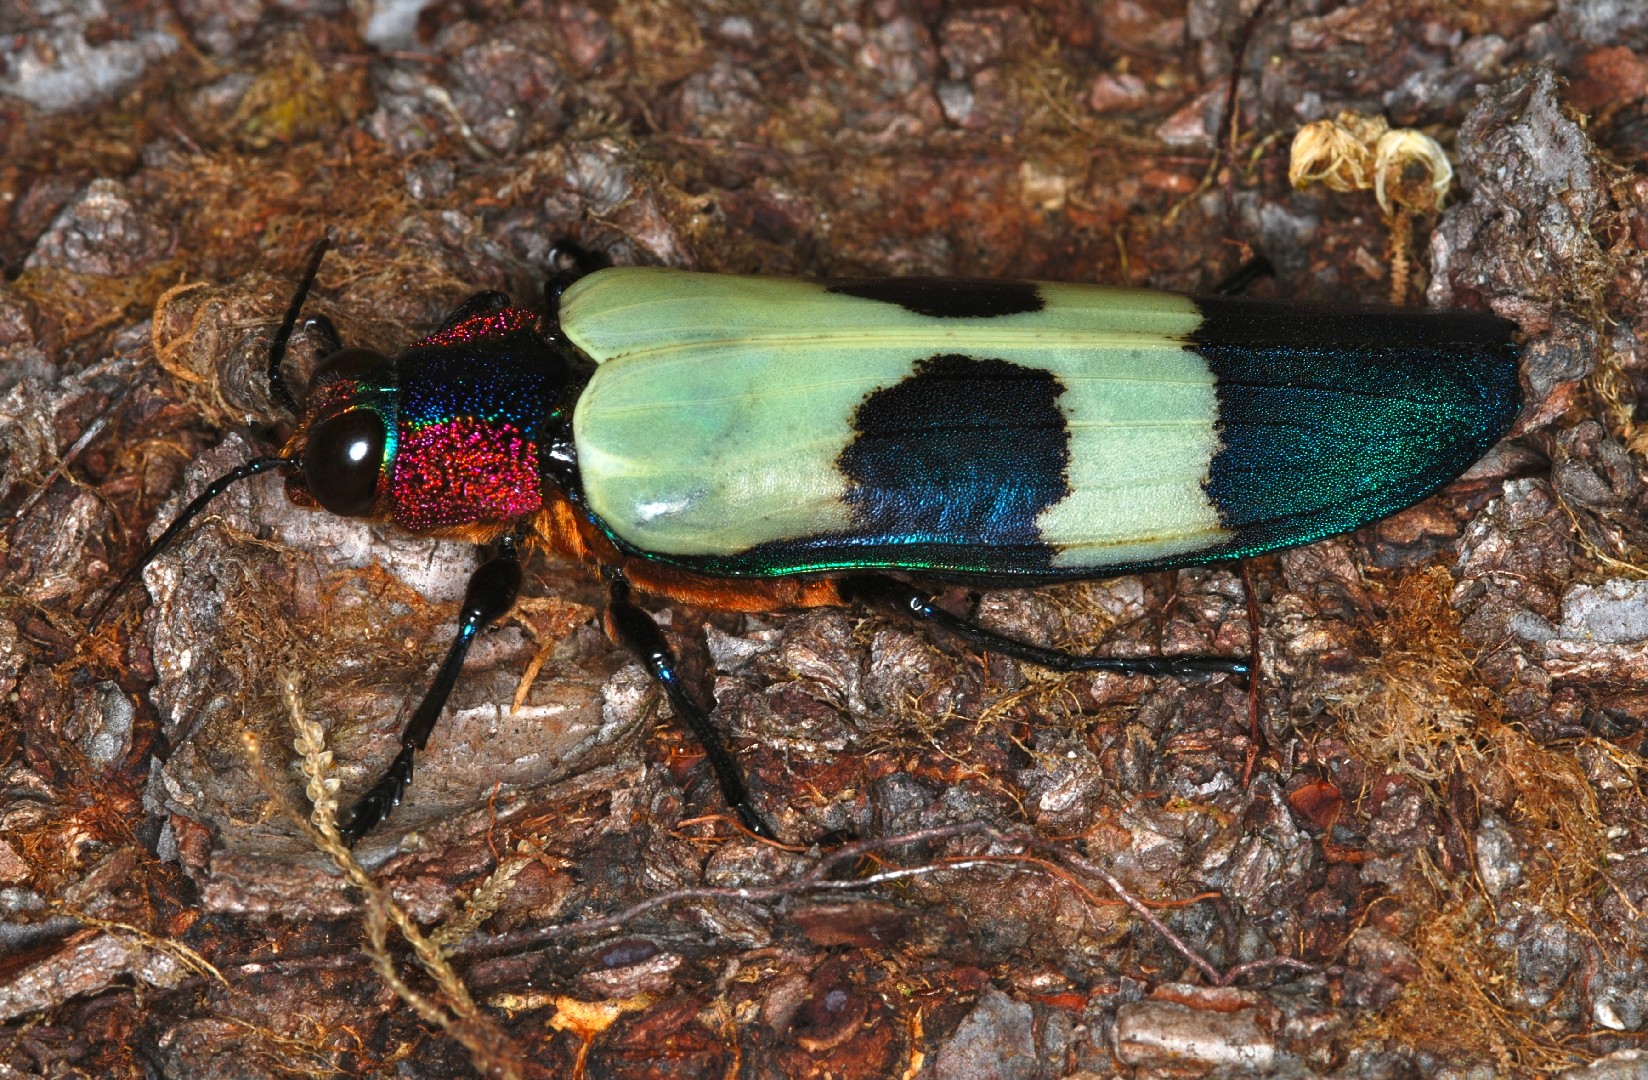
603, 570, 778, 840
546, 238, 610, 282
337, 535, 524, 843
1212, 254, 1275, 296
304, 314, 343, 357
838, 576, 1250, 680
543, 239, 612, 320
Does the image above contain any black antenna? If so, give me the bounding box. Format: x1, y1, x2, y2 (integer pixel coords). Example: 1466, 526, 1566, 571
88, 456, 294, 630
90, 240, 331, 630
268, 234, 332, 415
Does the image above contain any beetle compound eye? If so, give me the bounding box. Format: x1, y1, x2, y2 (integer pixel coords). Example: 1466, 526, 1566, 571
303, 410, 386, 516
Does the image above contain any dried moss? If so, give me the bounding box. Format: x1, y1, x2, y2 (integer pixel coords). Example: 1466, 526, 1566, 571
1337, 567, 1611, 1068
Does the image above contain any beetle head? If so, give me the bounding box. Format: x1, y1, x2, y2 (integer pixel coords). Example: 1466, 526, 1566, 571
281, 346, 398, 518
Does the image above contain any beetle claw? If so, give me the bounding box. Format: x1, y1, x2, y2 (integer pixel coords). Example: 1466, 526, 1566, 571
337, 745, 415, 844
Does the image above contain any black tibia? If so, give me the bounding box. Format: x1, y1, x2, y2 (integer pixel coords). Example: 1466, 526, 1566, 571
603, 571, 779, 840
1212, 254, 1275, 297
839, 576, 1250, 680
268, 235, 333, 415
337, 535, 524, 843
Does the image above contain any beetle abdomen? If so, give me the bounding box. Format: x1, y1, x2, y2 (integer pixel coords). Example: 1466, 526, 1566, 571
561, 269, 1519, 578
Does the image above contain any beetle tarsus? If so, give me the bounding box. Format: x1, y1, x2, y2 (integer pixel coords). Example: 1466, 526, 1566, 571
337, 745, 416, 843
839, 576, 1250, 681
604, 571, 780, 841
338, 537, 524, 843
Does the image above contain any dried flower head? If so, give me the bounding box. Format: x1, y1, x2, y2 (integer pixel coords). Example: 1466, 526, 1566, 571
1288, 112, 1388, 193
1289, 112, 1452, 215
1372, 128, 1454, 215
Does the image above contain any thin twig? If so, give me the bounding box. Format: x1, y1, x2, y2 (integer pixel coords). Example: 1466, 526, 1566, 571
1219, 956, 1337, 985
48, 902, 227, 986
458, 819, 1318, 990
460, 821, 1001, 959
1015, 834, 1223, 985
12, 382, 137, 524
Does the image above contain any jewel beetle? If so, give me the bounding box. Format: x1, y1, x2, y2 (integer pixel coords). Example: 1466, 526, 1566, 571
94, 238, 1521, 843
